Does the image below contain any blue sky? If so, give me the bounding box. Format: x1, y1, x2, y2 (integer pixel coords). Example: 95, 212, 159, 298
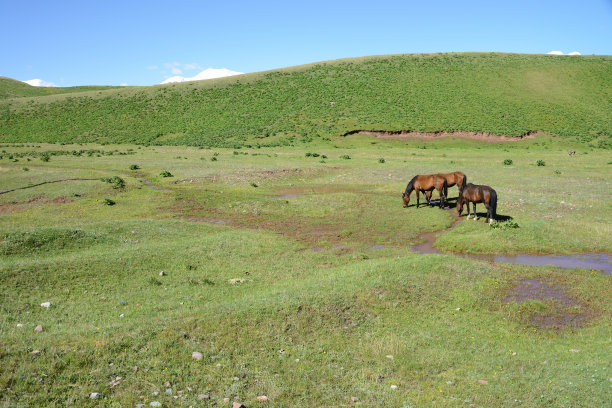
1, 0, 610, 86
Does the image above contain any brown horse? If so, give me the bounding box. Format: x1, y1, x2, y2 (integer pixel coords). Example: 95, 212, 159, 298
402, 174, 448, 208
425, 171, 467, 201
456, 183, 497, 223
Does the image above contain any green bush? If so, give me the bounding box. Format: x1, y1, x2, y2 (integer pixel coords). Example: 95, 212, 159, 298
378, 158, 385, 163
536, 160, 546, 166
102, 198, 116, 206
101, 176, 125, 189
340, 155, 351, 160
503, 159, 513, 165
160, 170, 173, 177
129, 164, 140, 170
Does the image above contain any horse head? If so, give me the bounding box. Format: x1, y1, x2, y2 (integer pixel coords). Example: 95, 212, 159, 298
402, 192, 410, 208
456, 195, 463, 215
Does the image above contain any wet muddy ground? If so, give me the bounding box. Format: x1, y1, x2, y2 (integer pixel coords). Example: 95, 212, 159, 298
410, 209, 612, 275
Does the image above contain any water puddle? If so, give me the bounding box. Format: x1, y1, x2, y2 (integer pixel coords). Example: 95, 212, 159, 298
136, 176, 171, 191
411, 211, 611, 275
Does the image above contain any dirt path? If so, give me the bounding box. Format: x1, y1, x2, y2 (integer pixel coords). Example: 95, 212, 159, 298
0, 178, 99, 195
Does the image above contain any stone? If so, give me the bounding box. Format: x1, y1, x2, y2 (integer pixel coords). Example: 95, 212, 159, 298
192, 351, 203, 361
16, 323, 23, 328
257, 395, 268, 402
34, 325, 43, 332
197, 394, 209, 400
232, 402, 245, 408
478, 379, 488, 384
390, 385, 398, 390
31, 350, 41, 355
40, 302, 51, 308
223, 397, 230, 402
89, 392, 102, 399
159, 271, 166, 276
351, 396, 358, 402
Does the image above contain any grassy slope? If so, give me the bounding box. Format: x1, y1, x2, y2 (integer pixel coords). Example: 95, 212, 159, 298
0, 77, 121, 100
0, 139, 610, 406
1, 53, 611, 147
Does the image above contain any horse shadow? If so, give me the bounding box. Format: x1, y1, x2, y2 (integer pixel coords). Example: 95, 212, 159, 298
464, 212, 513, 222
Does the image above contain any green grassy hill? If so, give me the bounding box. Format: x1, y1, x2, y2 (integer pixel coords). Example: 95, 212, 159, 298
0, 76, 120, 100
1, 53, 610, 147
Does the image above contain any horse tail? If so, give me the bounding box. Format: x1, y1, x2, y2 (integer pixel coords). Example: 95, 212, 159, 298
461, 174, 467, 192
490, 189, 498, 219
404, 175, 418, 195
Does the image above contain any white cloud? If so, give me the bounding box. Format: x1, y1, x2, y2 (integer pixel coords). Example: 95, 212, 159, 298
547, 51, 581, 56
160, 68, 243, 84
171, 67, 183, 75
23, 78, 58, 87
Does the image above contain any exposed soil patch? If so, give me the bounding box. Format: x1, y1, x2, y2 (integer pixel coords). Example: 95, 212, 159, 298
503, 279, 579, 305
503, 279, 593, 329
343, 129, 541, 142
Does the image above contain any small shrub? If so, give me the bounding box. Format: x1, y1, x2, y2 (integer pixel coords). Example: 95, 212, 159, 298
536, 160, 546, 166
503, 159, 513, 165
210, 157, 217, 161
41, 154, 50, 162
160, 170, 173, 177
554, 170, 561, 175
102, 198, 116, 206
22, 167, 29, 171
129, 164, 140, 170
490, 220, 519, 229
305, 152, 312, 157
321, 154, 327, 159
250, 182, 258, 188
340, 154, 351, 160
101, 176, 125, 189
378, 158, 385, 163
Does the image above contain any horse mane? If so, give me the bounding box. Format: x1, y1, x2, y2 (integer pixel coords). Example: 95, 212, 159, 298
404, 175, 418, 195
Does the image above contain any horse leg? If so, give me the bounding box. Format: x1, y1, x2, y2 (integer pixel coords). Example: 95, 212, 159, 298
416, 190, 420, 208
472, 203, 478, 221
486, 204, 494, 223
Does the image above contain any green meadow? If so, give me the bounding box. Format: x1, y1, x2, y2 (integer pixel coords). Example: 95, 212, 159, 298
1, 133, 610, 407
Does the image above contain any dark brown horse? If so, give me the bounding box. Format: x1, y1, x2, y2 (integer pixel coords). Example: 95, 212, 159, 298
425, 171, 467, 201
456, 183, 497, 223
402, 174, 448, 208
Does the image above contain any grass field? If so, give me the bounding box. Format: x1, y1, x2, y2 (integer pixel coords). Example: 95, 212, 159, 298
2, 53, 611, 148
1, 134, 610, 407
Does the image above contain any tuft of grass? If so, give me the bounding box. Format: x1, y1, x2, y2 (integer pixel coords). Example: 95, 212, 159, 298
160, 170, 173, 177
536, 159, 546, 166
102, 198, 116, 205
503, 158, 513, 165
129, 164, 140, 170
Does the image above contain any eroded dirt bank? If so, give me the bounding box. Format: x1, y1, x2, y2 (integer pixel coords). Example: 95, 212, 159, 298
343, 129, 541, 142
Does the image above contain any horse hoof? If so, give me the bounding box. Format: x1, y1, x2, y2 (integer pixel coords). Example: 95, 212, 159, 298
473, 217, 478, 221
